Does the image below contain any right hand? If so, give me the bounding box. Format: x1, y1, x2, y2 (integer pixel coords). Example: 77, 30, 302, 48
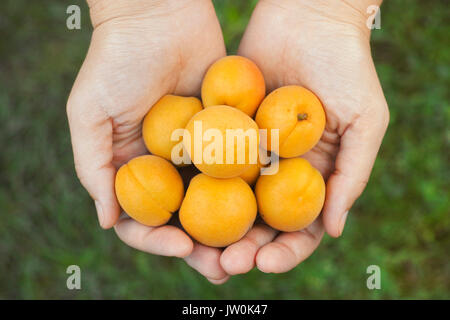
67, 0, 229, 283
218, 0, 389, 275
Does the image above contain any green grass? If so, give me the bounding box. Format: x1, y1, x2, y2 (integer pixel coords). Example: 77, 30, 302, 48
0, 0, 449, 299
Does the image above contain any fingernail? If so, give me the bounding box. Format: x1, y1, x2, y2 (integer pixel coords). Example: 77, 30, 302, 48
339, 211, 349, 236
94, 200, 105, 228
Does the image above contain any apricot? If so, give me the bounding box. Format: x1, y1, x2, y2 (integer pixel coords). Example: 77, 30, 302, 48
142, 95, 203, 164
201, 56, 266, 117
179, 174, 257, 247
115, 155, 184, 226
238, 148, 269, 186
255, 158, 325, 232
238, 162, 261, 186
255, 86, 326, 158
183, 105, 259, 178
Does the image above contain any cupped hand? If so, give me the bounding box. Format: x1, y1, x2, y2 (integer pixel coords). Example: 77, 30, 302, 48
67, 0, 230, 282
218, 0, 389, 276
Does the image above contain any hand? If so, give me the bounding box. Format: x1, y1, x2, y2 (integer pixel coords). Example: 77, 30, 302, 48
67, 0, 230, 282
217, 0, 390, 277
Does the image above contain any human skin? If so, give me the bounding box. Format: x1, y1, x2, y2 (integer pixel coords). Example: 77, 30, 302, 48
67, 0, 231, 283
216, 0, 389, 280
67, 0, 389, 285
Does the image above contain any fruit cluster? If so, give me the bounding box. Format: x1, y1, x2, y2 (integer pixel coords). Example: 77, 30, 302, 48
115, 56, 326, 248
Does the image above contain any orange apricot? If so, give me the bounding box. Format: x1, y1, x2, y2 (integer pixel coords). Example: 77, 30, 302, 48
255, 85, 326, 158
201, 56, 266, 117
179, 174, 257, 247
238, 162, 261, 186
238, 147, 269, 186
142, 95, 203, 165
115, 155, 184, 226
255, 158, 325, 232
183, 105, 259, 178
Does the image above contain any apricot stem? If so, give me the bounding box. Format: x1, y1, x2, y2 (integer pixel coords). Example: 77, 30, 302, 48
297, 113, 308, 121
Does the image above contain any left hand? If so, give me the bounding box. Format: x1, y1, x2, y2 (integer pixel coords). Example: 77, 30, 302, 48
66, 0, 230, 284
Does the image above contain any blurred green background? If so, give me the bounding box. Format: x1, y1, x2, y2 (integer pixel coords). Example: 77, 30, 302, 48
0, 0, 449, 299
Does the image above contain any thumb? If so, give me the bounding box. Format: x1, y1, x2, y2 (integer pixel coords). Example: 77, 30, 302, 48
322, 109, 389, 237
67, 91, 120, 229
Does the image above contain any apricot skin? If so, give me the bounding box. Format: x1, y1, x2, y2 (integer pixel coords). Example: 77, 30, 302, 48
255, 86, 326, 158
201, 56, 266, 117
115, 155, 184, 227
238, 148, 268, 185
255, 158, 325, 232
142, 95, 203, 164
179, 174, 257, 247
238, 162, 261, 186
184, 105, 259, 179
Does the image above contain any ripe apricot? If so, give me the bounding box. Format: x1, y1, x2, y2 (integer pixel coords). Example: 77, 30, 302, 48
255, 158, 325, 232
239, 162, 261, 186
255, 86, 326, 158
179, 174, 257, 247
201, 56, 265, 117
184, 105, 259, 178
142, 95, 202, 164
238, 148, 269, 186
115, 155, 184, 226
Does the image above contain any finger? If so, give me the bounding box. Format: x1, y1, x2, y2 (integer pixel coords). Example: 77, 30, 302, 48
67, 91, 120, 229
184, 243, 229, 281
207, 277, 230, 285
322, 110, 389, 237
256, 219, 324, 273
114, 218, 193, 257
220, 224, 278, 275
111, 123, 148, 168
